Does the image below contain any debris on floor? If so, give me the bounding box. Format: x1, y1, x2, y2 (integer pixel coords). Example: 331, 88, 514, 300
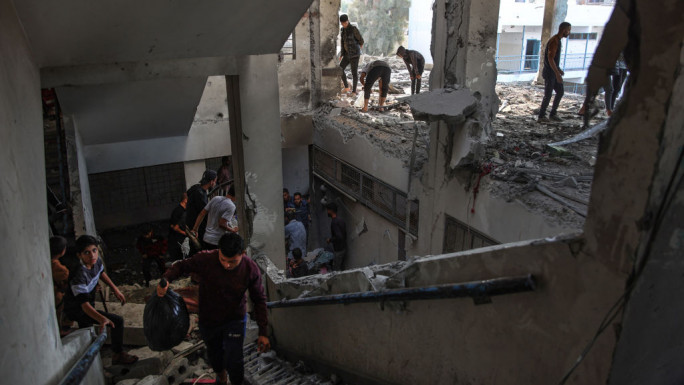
485, 82, 607, 229
320, 77, 607, 231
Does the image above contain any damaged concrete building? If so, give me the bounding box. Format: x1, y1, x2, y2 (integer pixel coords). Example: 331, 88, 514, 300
1, 0, 683, 384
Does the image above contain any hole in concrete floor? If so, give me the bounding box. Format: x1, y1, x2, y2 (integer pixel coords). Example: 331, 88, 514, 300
179, 366, 187, 374
168, 376, 175, 384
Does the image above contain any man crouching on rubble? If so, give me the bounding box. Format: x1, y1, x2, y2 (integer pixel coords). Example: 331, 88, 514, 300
158, 232, 270, 385
359, 60, 392, 112
64, 235, 139, 365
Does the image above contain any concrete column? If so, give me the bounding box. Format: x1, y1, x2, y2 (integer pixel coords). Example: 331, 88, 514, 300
309, 0, 322, 107
318, 0, 343, 103
430, 0, 500, 129
535, 0, 568, 84
236, 55, 287, 269
64, 117, 97, 237
0, 1, 75, 382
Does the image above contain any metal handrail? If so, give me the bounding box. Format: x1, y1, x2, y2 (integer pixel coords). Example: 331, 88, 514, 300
267, 274, 536, 308
58, 329, 108, 385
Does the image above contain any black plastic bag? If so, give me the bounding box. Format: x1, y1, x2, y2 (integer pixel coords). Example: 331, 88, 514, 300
143, 282, 190, 351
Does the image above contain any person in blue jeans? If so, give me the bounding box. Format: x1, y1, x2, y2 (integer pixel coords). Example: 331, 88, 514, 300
538, 22, 572, 123
159, 233, 270, 385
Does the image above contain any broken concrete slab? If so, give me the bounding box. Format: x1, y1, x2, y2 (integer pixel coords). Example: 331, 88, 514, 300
108, 357, 165, 384
126, 347, 174, 368
137, 375, 170, 385
548, 120, 608, 147
310, 270, 375, 296
162, 357, 191, 385
170, 341, 194, 355
95, 302, 147, 346
554, 176, 579, 189
404, 88, 479, 125
115, 380, 139, 385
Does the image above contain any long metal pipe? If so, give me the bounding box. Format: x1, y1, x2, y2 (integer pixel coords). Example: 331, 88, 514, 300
267, 274, 536, 308
58, 329, 108, 385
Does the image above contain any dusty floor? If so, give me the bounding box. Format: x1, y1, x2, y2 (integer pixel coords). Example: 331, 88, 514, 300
486, 82, 605, 229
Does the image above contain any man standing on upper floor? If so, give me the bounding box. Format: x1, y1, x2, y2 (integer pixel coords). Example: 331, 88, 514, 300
325, 202, 347, 271
538, 22, 572, 123
339, 14, 364, 95
186, 170, 217, 253
396, 46, 425, 95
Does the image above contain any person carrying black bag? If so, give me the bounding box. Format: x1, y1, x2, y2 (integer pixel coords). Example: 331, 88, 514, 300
157, 233, 270, 385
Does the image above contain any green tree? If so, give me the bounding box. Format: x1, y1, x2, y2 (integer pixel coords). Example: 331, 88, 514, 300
348, 0, 410, 56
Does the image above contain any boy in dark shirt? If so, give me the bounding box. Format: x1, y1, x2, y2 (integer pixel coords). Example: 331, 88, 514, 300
288, 248, 310, 278
64, 235, 138, 365
136, 224, 168, 287
159, 233, 270, 385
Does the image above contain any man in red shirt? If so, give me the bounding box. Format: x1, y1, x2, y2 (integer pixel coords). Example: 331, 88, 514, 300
158, 233, 270, 385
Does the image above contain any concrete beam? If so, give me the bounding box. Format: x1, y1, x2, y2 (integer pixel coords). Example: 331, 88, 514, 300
41, 56, 238, 88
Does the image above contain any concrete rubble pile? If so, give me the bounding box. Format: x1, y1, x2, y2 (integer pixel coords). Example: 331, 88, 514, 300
322, 73, 605, 231
311, 57, 435, 175
484, 82, 606, 229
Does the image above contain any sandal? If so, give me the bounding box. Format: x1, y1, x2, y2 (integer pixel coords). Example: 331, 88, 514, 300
112, 351, 139, 365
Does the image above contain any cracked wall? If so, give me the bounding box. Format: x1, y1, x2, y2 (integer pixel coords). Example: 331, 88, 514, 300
430, 0, 500, 130
263, 234, 625, 384
0, 1, 84, 382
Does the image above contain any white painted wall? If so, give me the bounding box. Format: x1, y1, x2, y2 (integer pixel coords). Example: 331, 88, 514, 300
184, 160, 208, 190
408, 0, 434, 64
496, 0, 612, 83
314, 122, 409, 192
498, 0, 613, 29
282, 146, 311, 197
83, 76, 232, 174
0, 1, 84, 382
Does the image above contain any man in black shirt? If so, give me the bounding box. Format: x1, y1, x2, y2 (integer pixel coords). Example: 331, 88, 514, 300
339, 14, 364, 95
168, 193, 187, 261
325, 202, 347, 271
396, 46, 425, 95
186, 170, 217, 253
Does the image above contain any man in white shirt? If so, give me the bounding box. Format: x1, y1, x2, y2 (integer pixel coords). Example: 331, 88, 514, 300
191, 186, 238, 250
